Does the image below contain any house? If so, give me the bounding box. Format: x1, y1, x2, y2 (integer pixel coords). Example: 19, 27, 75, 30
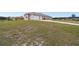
24, 12, 53, 20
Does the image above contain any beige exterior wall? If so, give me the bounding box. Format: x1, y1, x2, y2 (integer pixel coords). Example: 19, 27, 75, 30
24, 15, 28, 20
39, 16, 42, 20
30, 15, 40, 20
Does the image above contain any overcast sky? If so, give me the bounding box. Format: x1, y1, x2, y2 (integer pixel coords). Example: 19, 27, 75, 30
0, 12, 79, 17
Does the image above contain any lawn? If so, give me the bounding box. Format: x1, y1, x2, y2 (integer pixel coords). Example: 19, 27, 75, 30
0, 20, 79, 46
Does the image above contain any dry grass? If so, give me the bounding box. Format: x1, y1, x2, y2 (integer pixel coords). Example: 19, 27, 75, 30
0, 20, 79, 46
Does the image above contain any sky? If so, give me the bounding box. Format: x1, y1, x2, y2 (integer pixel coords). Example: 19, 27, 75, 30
0, 12, 79, 17
43, 12, 79, 17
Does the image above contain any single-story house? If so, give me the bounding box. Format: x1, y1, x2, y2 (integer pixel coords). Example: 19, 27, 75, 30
23, 12, 53, 20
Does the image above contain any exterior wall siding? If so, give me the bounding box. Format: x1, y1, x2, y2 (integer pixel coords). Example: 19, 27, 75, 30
39, 16, 43, 20
30, 15, 40, 20
24, 15, 28, 20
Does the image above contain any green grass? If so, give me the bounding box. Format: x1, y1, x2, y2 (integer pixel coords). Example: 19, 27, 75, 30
0, 20, 79, 46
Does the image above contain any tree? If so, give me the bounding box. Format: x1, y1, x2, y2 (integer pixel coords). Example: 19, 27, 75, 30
72, 14, 76, 17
